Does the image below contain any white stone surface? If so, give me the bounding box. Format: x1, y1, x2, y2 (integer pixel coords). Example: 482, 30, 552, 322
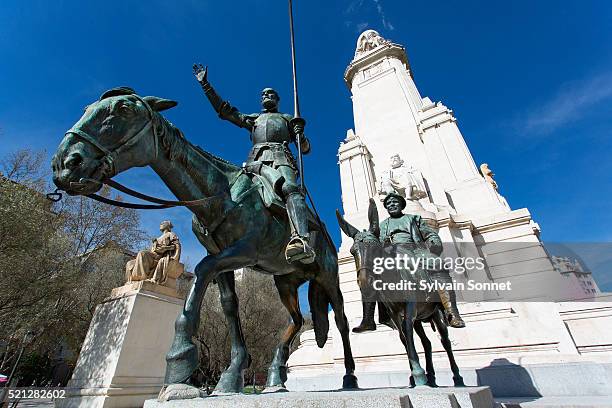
57, 281, 184, 408
144, 386, 494, 408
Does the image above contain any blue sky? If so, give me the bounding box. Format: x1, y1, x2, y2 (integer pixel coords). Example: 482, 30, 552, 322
2, 1, 612, 301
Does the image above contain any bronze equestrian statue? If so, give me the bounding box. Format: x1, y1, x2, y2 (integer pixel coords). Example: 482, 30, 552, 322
337, 197, 465, 387
51, 86, 358, 399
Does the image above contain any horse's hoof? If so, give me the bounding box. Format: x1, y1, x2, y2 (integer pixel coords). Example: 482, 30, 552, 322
453, 376, 465, 387
266, 365, 288, 388
412, 372, 427, 387
342, 374, 359, 389
213, 370, 244, 394
158, 383, 204, 401
261, 385, 289, 393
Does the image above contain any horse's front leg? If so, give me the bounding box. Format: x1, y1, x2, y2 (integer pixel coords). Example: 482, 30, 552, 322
433, 306, 464, 387
215, 271, 251, 394
161, 241, 256, 400
403, 302, 427, 386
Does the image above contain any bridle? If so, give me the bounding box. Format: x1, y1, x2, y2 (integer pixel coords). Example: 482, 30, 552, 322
47, 94, 214, 210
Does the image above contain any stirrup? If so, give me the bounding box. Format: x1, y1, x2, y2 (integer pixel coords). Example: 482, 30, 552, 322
285, 236, 315, 264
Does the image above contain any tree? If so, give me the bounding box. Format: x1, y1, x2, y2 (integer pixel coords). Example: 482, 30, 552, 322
193, 271, 312, 391
0, 149, 146, 384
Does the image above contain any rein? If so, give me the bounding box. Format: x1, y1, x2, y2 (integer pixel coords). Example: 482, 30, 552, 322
47, 177, 221, 210
48, 93, 235, 210
91, 178, 219, 209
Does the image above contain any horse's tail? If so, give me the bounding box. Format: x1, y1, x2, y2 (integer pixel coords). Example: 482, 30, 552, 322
308, 279, 330, 348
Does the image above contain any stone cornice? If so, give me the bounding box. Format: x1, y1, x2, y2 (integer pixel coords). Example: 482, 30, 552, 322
472, 208, 533, 234
338, 134, 371, 162
344, 42, 409, 89
418, 102, 457, 135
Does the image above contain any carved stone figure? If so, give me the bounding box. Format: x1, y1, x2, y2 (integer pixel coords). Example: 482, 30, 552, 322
480, 163, 498, 191
355, 29, 390, 57
125, 220, 183, 286
378, 154, 427, 201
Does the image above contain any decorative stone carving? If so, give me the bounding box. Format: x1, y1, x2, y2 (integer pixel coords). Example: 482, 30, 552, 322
480, 163, 498, 191
354, 29, 390, 58
378, 154, 427, 201
125, 220, 184, 287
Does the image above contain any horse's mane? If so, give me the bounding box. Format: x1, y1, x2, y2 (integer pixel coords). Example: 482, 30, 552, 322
157, 114, 241, 175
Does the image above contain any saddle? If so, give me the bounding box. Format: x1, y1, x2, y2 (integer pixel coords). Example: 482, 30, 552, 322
193, 171, 322, 255
246, 172, 320, 231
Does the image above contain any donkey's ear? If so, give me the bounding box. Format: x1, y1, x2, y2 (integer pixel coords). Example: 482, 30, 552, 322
368, 198, 380, 238
336, 209, 359, 238
143, 96, 178, 112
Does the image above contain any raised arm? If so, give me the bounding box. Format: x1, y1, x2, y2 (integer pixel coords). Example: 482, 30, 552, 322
193, 64, 254, 130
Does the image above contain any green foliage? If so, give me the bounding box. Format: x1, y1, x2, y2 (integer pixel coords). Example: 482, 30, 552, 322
0, 149, 146, 385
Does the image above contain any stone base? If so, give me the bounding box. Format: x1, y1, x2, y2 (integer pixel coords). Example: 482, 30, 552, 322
57, 282, 184, 408
496, 396, 612, 408
286, 362, 612, 398
144, 386, 494, 408
288, 300, 612, 399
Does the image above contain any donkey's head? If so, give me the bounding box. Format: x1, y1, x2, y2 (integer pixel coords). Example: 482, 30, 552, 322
51, 87, 177, 195
336, 199, 382, 299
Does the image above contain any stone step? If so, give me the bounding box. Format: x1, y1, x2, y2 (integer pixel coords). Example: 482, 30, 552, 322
496, 397, 612, 408
145, 386, 495, 408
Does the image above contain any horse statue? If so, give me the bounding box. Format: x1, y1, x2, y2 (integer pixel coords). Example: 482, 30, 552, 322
336, 199, 464, 388
51, 87, 357, 399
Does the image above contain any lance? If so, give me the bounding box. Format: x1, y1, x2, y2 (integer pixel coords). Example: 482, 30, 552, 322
288, 0, 306, 191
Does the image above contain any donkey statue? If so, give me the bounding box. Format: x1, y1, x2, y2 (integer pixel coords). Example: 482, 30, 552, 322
336, 199, 464, 387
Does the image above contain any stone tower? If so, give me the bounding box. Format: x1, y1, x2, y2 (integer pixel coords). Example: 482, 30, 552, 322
338, 29, 561, 304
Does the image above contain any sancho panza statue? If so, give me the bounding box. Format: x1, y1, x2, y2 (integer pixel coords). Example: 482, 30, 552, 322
380, 193, 465, 328
193, 64, 315, 263
126, 220, 183, 285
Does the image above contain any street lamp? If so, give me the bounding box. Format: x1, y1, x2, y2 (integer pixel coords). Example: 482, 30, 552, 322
0, 331, 35, 408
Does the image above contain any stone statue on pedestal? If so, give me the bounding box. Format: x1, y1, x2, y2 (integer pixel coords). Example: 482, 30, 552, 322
480, 163, 498, 191
126, 220, 183, 286
355, 29, 390, 57
378, 154, 427, 201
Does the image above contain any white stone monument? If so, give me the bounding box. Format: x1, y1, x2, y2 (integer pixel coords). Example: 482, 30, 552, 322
58, 282, 185, 408
287, 30, 612, 399
59, 223, 189, 408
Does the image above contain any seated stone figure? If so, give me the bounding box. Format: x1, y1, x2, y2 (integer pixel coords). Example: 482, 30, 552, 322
125, 220, 184, 287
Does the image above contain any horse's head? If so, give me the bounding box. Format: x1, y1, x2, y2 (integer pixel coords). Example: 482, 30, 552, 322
336, 198, 382, 299
51, 87, 177, 195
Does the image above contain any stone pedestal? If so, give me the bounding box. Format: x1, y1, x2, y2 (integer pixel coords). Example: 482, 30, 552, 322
144, 387, 494, 408
287, 299, 612, 397
57, 281, 184, 408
